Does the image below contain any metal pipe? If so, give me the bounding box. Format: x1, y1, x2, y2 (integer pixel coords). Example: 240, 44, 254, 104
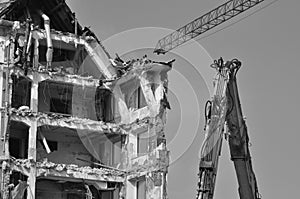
74, 13, 78, 36
38, 11, 53, 69
25, 24, 33, 55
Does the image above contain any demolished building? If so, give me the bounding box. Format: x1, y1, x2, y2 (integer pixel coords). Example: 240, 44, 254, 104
0, 0, 172, 198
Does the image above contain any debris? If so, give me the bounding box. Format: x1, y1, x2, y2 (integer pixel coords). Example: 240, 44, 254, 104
84, 184, 93, 199
161, 92, 171, 110
17, 106, 29, 112
0, 1, 172, 198
39, 131, 51, 154
10, 180, 28, 199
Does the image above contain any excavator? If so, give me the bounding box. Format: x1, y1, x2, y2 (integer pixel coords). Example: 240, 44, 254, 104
153, 0, 264, 198
196, 58, 260, 199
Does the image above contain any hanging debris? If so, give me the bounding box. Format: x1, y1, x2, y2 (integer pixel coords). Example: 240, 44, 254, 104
0, 1, 173, 199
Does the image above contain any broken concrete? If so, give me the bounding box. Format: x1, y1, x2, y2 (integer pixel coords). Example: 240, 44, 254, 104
0, 1, 172, 199
10, 158, 125, 182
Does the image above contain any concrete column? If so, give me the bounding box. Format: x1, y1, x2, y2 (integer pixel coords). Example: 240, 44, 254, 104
1, 39, 14, 199
0, 64, 7, 197
113, 85, 129, 124
0, 71, 10, 198
30, 74, 38, 112
0, 64, 3, 139
125, 180, 136, 199
27, 121, 37, 199
33, 39, 39, 70
139, 73, 156, 106
27, 75, 38, 199
148, 119, 157, 153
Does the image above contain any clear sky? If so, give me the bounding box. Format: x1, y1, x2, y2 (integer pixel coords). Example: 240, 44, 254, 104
67, 0, 300, 198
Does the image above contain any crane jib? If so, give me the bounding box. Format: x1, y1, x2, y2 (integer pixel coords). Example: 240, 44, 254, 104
154, 0, 265, 54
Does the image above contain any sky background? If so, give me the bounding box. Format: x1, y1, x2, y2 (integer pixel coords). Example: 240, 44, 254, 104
67, 0, 300, 198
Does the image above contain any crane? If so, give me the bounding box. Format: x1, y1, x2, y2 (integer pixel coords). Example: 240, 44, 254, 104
153, 0, 263, 199
154, 0, 264, 54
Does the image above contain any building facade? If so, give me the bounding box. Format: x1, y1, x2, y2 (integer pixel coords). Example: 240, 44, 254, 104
0, 1, 172, 198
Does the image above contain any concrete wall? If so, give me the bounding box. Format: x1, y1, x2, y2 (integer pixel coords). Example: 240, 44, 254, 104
0, 34, 8, 63
125, 173, 165, 199
119, 67, 170, 199
97, 135, 122, 167
72, 85, 98, 120
38, 81, 98, 121
112, 66, 169, 125
36, 180, 67, 199
145, 173, 163, 199
36, 180, 117, 199
9, 122, 29, 159
36, 127, 92, 167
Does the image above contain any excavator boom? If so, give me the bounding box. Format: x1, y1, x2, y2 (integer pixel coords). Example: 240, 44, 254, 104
226, 62, 260, 199
197, 58, 260, 199
196, 60, 229, 199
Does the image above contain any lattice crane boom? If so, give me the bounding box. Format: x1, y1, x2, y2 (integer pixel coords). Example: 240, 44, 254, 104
154, 0, 264, 54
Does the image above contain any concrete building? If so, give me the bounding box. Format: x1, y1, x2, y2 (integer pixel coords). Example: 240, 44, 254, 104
0, 0, 172, 198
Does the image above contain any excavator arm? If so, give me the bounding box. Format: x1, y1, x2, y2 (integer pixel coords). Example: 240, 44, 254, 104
196, 58, 230, 199
226, 61, 261, 199
197, 58, 260, 199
